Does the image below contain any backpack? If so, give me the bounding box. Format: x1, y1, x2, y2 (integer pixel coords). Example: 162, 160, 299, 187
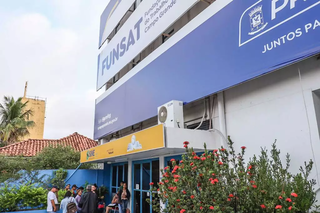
67, 198, 77, 213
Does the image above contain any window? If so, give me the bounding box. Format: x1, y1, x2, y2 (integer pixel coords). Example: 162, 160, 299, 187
162, 29, 175, 43
111, 163, 128, 195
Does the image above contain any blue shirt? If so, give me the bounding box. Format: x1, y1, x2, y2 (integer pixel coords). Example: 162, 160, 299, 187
60, 197, 77, 213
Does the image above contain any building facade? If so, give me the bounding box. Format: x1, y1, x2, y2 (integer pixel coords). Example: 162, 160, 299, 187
21, 82, 46, 140
81, 0, 320, 212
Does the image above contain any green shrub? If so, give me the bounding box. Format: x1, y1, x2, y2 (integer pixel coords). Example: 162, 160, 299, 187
148, 138, 320, 213
0, 184, 47, 212
50, 168, 68, 189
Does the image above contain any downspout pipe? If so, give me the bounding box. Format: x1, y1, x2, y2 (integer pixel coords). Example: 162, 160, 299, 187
65, 163, 82, 184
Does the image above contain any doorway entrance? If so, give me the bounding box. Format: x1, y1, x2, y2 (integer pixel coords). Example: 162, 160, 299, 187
132, 159, 159, 213
111, 163, 128, 196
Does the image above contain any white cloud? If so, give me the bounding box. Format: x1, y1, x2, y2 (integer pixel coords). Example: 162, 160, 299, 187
0, 1, 109, 139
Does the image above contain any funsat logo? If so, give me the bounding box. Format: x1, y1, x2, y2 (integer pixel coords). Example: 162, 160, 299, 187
239, 0, 320, 47
86, 150, 95, 160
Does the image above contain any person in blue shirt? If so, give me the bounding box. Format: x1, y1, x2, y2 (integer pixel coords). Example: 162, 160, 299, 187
60, 191, 77, 213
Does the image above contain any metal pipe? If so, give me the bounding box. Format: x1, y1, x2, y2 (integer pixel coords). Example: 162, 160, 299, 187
65, 163, 82, 184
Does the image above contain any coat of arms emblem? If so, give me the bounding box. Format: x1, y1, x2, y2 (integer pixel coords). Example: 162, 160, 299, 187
248, 5, 268, 35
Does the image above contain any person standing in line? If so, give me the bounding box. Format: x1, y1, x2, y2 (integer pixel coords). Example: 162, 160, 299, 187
47, 186, 59, 213
91, 184, 99, 212
78, 185, 98, 213
119, 181, 124, 191
65, 184, 71, 191
60, 191, 77, 213
92, 183, 99, 197
71, 185, 78, 197
75, 188, 84, 213
118, 183, 130, 213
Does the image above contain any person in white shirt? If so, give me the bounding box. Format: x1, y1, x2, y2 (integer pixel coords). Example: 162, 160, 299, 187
47, 186, 58, 212
60, 191, 77, 213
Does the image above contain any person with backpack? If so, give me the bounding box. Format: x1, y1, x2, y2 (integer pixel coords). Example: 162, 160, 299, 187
60, 191, 77, 213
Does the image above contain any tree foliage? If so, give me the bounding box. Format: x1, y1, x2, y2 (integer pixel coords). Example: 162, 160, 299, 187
0, 96, 34, 144
149, 138, 320, 213
32, 145, 91, 169
0, 145, 92, 183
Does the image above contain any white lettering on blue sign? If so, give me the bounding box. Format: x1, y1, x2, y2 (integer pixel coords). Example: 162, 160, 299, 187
271, 0, 310, 20
101, 17, 143, 75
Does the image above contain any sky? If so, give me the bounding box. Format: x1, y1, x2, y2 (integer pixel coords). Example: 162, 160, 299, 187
0, 1, 109, 139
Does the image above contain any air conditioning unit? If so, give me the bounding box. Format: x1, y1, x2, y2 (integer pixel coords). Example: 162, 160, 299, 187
158, 100, 184, 128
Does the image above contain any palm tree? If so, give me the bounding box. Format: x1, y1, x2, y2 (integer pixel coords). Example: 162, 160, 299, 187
0, 96, 35, 145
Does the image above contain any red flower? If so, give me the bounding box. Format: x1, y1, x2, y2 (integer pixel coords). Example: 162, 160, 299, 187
227, 198, 231, 201
174, 179, 179, 182
275, 205, 282, 209
174, 175, 181, 178
209, 206, 214, 210
213, 178, 219, 183
213, 149, 218, 153
165, 180, 169, 183
229, 194, 234, 198
197, 183, 201, 187
192, 152, 196, 156
250, 180, 255, 184
164, 167, 169, 170
183, 141, 189, 145
241, 146, 246, 149
291, 192, 298, 197
192, 166, 197, 170
180, 160, 183, 163
248, 165, 252, 170
157, 188, 160, 191
172, 165, 179, 173
180, 210, 186, 213
190, 162, 194, 166
190, 195, 195, 199
286, 198, 292, 202
201, 157, 206, 161
218, 161, 223, 165
184, 144, 188, 148
170, 158, 175, 162
279, 196, 283, 200
200, 206, 203, 210
182, 190, 186, 194
159, 182, 164, 185
212, 173, 215, 176
220, 148, 226, 152
149, 182, 154, 185
193, 156, 200, 160
176, 199, 180, 202
252, 185, 257, 188
288, 206, 292, 210
260, 204, 266, 209
210, 180, 216, 185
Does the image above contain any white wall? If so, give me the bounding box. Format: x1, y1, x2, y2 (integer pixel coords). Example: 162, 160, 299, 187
224, 56, 320, 189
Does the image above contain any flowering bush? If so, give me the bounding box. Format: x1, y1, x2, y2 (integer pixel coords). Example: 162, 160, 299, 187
148, 137, 320, 213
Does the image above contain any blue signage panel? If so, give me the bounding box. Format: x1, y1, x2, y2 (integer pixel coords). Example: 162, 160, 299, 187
94, 0, 320, 139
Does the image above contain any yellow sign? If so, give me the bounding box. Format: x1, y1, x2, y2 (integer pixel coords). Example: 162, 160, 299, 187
81, 124, 164, 163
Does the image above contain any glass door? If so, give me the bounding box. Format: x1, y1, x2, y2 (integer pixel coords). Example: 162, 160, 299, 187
111, 163, 128, 196
132, 159, 159, 213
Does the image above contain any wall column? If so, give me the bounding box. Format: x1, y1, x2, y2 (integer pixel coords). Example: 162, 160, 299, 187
217, 92, 228, 148
159, 156, 165, 211
128, 159, 133, 211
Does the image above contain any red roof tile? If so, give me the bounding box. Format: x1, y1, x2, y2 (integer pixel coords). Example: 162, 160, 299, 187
0, 132, 97, 157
